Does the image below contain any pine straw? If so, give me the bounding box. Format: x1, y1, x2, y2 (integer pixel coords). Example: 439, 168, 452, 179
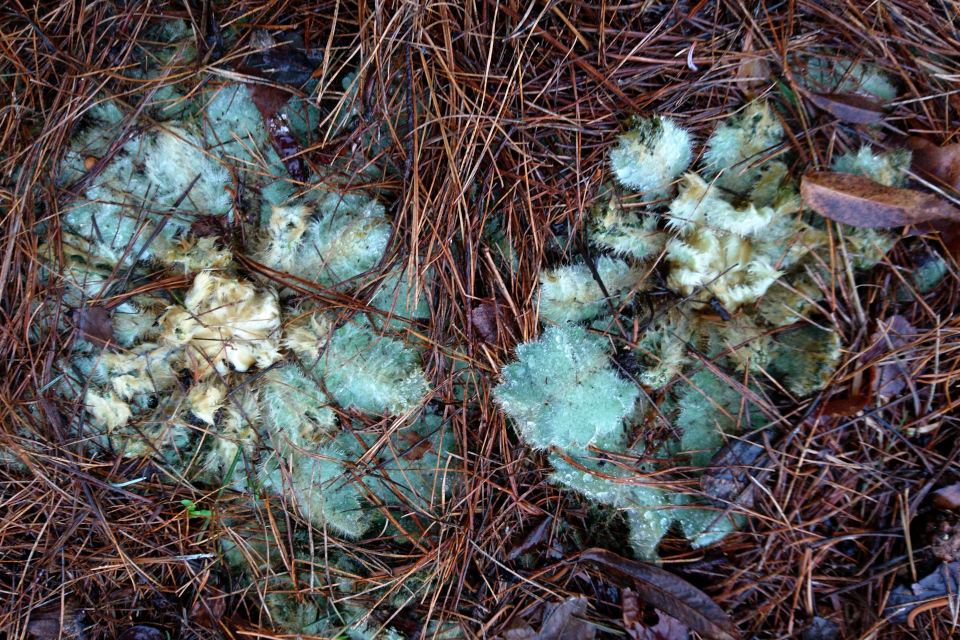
2, 0, 960, 638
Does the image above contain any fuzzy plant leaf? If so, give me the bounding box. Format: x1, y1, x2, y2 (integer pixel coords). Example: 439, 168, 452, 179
590, 193, 667, 260
672, 369, 767, 468
766, 324, 842, 396
369, 265, 433, 325
195, 388, 261, 490
703, 101, 784, 193
633, 310, 693, 389
832, 146, 911, 188
341, 413, 454, 520
260, 443, 370, 539
495, 325, 639, 450
800, 56, 898, 101
257, 192, 392, 288
538, 256, 643, 324
609, 115, 692, 201
260, 364, 338, 453
316, 320, 429, 415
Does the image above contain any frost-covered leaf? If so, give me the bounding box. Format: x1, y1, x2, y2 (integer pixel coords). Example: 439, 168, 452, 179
538, 257, 643, 324
317, 320, 428, 414
609, 116, 692, 201
495, 325, 638, 450
831, 146, 910, 187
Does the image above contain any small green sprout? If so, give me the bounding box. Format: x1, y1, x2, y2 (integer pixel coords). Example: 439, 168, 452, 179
180, 499, 213, 518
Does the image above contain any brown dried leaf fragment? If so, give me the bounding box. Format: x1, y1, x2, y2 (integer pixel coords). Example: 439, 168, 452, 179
580, 548, 739, 640
506, 515, 554, 561
808, 93, 885, 124
624, 588, 692, 639
499, 597, 596, 640
75, 305, 115, 349
735, 32, 771, 99
860, 315, 919, 397
247, 83, 293, 120
931, 484, 960, 511
26, 596, 85, 640
189, 587, 227, 629
906, 137, 960, 191
471, 300, 501, 343
801, 171, 960, 227
116, 627, 166, 640
266, 113, 306, 182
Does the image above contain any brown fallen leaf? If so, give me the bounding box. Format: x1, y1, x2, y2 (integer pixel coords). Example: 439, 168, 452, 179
471, 300, 502, 343
500, 597, 596, 640
884, 560, 960, 625
815, 394, 869, 418
506, 515, 554, 561
735, 32, 771, 98
860, 315, 919, 397
189, 588, 227, 629
247, 83, 294, 120
75, 305, 115, 349
700, 436, 767, 507
808, 93, 885, 124
801, 617, 840, 640
580, 548, 739, 640
26, 596, 85, 640
931, 484, 960, 511
906, 137, 960, 192
267, 113, 306, 182
247, 29, 318, 86
801, 171, 960, 228
397, 430, 432, 462
116, 626, 166, 640
623, 588, 691, 640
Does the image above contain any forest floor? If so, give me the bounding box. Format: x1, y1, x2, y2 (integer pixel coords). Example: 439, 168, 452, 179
2, 1, 960, 639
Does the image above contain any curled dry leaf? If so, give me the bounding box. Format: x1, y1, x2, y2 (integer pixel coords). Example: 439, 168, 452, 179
189, 588, 227, 629
801, 617, 840, 640
884, 561, 960, 626
580, 548, 739, 640
815, 394, 869, 418
700, 436, 767, 507
247, 29, 317, 86
248, 83, 293, 120
116, 626, 166, 640
500, 597, 596, 640
26, 596, 85, 640
471, 300, 502, 343
266, 113, 307, 182
808, 93, 885, 124
906, 137, 960, 192
801, 171, 960, 228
